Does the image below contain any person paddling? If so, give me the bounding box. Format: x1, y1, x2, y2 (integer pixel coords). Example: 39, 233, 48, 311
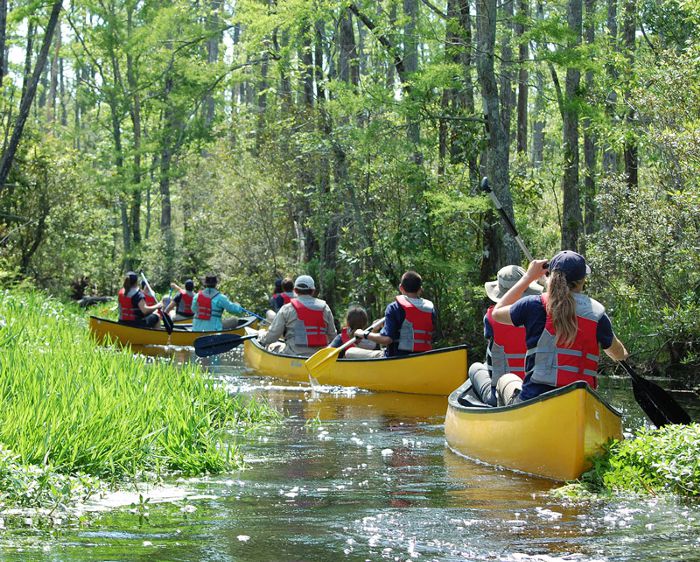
356, 270, 436, 357
118, 271, 162, 328
192, 274, 245, 332
491, 251, 629, 406
165, 279, 196, 321
468, 265, 543, 406
257, 275, 337, 356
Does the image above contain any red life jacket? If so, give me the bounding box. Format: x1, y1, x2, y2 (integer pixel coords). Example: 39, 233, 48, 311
177, 290, 194, 315
340, 327, 356, 349
486, 306, 527, 384
291, 298, 327, 347
396, 295, 434, 352
118, 287, 140, 322
196, 289, 220, 321
143, 292, 157, 307
281, 292, 294, 304
528, 293, 603, 389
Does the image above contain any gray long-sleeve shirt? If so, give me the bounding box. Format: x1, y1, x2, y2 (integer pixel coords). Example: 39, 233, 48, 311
258, 295, 337, 356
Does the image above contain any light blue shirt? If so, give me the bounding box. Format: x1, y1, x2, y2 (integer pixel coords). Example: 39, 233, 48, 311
192, 288, 244, 332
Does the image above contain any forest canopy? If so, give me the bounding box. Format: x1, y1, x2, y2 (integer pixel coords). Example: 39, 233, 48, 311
0, 0, 698, 370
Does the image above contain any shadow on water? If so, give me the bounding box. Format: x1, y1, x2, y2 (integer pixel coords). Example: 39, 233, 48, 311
1, 345, 698, 561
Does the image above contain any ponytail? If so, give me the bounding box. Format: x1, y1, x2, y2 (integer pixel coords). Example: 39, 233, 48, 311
546, 270, 578, 346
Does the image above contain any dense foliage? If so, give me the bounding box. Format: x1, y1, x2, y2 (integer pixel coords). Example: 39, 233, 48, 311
0, 0, 698, 372
576, 424, 700, 497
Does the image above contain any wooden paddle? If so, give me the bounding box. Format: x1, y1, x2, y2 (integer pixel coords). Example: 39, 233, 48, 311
194, 333, 258, 357
305, 317, 385, 381
481, 176, 692, 427
140, 271, 174, 334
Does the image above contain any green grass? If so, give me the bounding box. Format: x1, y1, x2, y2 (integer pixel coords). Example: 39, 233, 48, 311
0, 289, 279, 485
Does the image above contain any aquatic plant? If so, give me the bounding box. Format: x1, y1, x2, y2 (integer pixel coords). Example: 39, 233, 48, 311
577, 424, 700, 497
0, 289, 279, 482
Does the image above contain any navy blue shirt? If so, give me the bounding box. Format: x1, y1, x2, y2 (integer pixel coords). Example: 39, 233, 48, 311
509, 295, 615, 400
380, 299, 437, 357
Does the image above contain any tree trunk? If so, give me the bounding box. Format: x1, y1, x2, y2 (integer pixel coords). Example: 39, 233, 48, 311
0, 0, 6, 83
515, 0, 529, 155
561, 0, 583, 251
475, 0, 519, 271
499, 0, 515, 142
47, 26, 60, 124
0, 1, 62, 192
583, 0, 597, 237
204, 0, 222, 128
622, 0, 637, 190
127, 7, 142, 247
404, 0, 421, 157
602, 0, 619, 174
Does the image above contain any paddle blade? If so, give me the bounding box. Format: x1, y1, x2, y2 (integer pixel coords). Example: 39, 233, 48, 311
194, 334, 249, 357
622, 362, 692, 426
304, 347, 342, 379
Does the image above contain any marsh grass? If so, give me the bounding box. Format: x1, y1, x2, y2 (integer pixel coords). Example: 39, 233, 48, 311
0, 289, 278, 485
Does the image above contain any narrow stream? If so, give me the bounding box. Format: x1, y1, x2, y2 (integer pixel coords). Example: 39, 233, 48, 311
1, 347, 698, 561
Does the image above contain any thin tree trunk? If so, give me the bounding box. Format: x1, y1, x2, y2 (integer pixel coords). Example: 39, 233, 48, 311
404, 0, 421, 158
602, 0, 619, 174
561, 0, 583, 251
515, 0, 529, 155
0, 1, 62, 192
499, 0, 515, 142
622, 0, 637, 189
127, 7, 142, 247
204, 0, 222, 128
0, 0, 6, 83
475, 0, 519, 272
583, 0, 597, 237
47, 26, 60, 124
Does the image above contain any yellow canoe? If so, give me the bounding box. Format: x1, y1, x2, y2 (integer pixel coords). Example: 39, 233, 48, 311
89, 316, 257, 347
243, 337, 467, 395
444, 380, 622, 481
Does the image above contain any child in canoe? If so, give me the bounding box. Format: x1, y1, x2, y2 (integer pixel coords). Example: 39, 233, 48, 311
328, 305, 382, 358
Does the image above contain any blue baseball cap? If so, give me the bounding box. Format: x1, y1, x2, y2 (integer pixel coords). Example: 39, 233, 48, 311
548, 251, 591, 283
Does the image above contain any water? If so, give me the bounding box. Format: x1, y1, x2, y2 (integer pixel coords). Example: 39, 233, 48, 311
1, 346, 698, 561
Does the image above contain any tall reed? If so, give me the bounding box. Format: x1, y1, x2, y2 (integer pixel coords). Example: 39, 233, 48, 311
0, 289, 277, 479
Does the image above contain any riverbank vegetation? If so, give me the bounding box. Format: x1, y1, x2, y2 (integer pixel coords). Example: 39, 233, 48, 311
0, 1, 698, 376
554, 424, 700, 498
0, 289, 279, 513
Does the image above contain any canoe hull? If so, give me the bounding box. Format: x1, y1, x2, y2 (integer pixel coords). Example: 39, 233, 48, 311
243, 338, 467, 395
444, 381, 623, 481
89, 316, 256, 347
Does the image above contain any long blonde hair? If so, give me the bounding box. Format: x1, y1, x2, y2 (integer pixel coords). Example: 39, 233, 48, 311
546, 270, 579, 346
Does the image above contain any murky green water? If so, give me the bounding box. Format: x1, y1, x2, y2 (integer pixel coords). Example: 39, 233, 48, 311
1, 347, 698, 561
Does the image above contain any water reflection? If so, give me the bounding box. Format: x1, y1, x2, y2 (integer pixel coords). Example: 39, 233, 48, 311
2, 346, 696, 560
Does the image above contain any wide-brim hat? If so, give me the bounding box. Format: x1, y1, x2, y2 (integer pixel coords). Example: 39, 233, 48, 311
484, 265, 543, 303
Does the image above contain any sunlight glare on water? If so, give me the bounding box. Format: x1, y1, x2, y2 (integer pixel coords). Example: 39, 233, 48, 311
0, 346, 697, 561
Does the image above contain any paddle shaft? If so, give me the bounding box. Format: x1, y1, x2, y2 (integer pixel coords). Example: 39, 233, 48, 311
140, 271, 173, 333
304, 317, 385, 378
241, 307, 269, 324
480, 177, 534, 262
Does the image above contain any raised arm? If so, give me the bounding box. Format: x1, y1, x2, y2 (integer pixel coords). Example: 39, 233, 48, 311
492, 259, 548, 325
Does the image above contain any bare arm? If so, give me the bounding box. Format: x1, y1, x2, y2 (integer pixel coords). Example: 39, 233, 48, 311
604, 336, 629, 361
138, 299, 161, 315
492, 259, 548, 325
